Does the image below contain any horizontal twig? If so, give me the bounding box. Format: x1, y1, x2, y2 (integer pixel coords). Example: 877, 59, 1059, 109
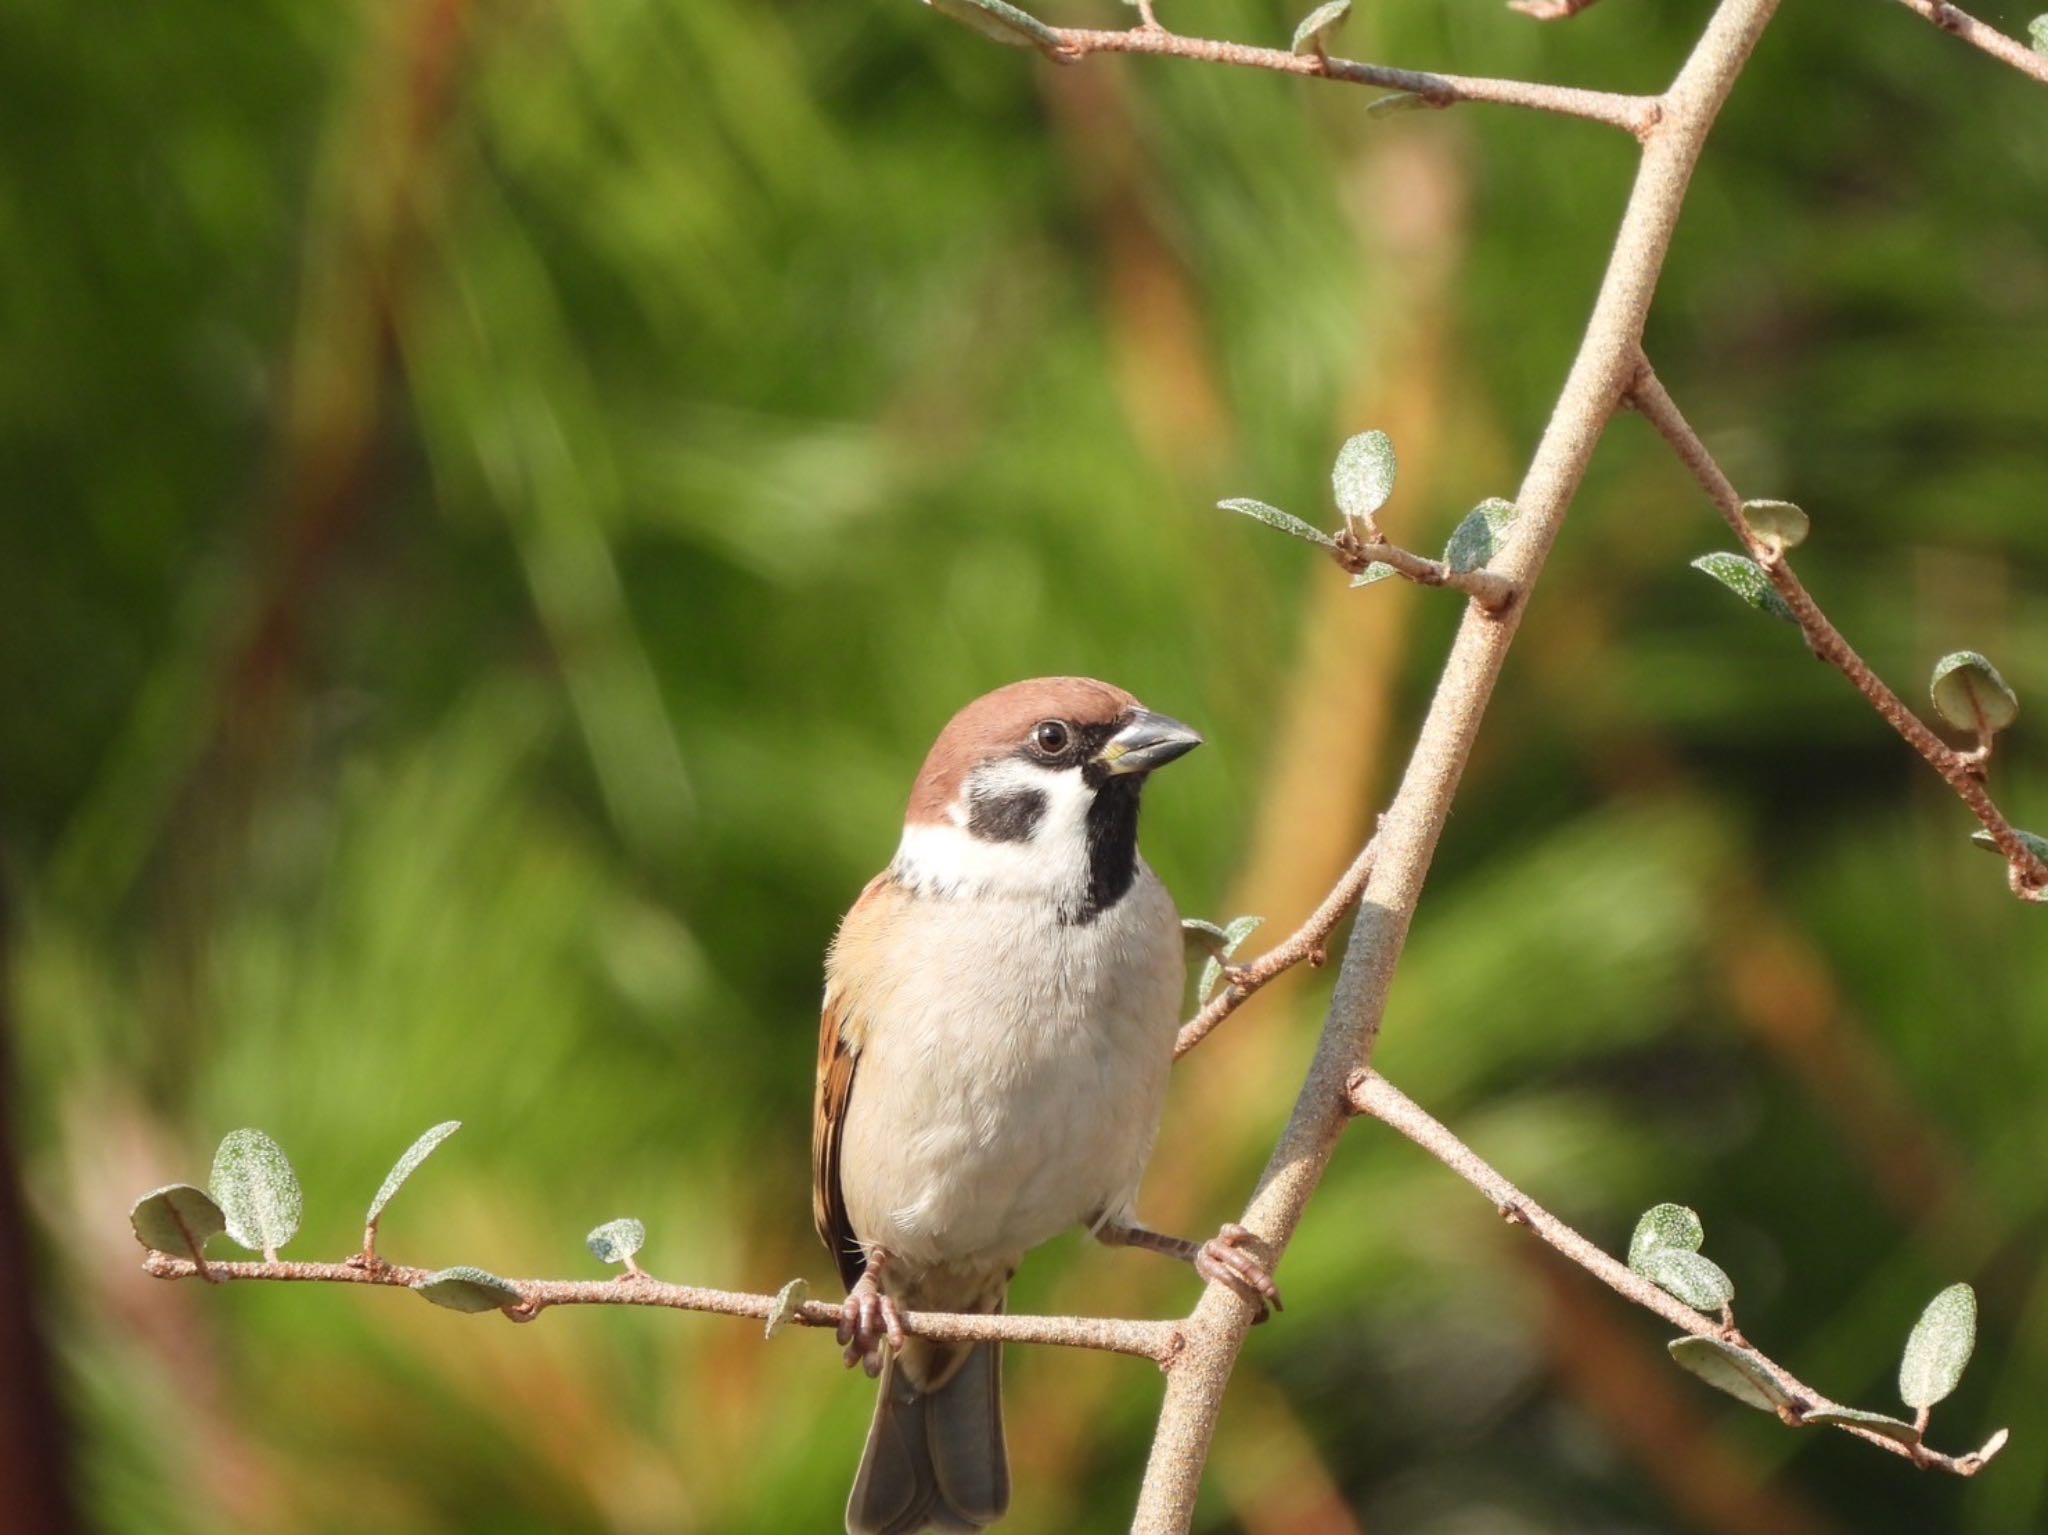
1175, 836, 1377, 1059
1046, 25, 1661, 137
139, 1251, 1182, 1363
1335, 534, 1519, 611
1883, 0, 2048, 85
1344, 1070, 2005, 1475
1627, 358, 2048, 901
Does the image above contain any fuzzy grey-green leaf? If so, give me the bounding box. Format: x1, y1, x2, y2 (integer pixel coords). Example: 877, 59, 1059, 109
1198, 915, 1265, 1002
1804, 1406, 1922, 1446
1219, 498, 1336, 547
1929, 651, 2018, 734
1350, 563, 1398, 588
210, 1129, 303, 1255
1367, 91, 1429, 118
586, 1217, 647, 1266
1182, 919, 1231, 962
2030, 14, 2048, 52
1668, 1336, 1793, 1412
414, 1266, 526, 1313
1639, 1249, 1735, 1312
367, 1120, 461, 1227
1443, 499, 1517, 575
764, 1277, 811, 1340
1741, 499, 1809, 550
1331, 431, 1396, 528
1290, 0, 1351, 54
1970, 827, 2048, 862
1899, 1282, 1977, 1410
130, 1183, 227, 1259
1628, 1202, 1705, 1269
925, 0, 1065, 54
1691, 552, 1796, 624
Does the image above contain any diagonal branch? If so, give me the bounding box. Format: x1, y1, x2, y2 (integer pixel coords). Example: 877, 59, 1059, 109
139, 1251, 1182, 1363
1176, 836, 1377, 1059
1344, 1069, 2007, 1476
1881, 0, 2048, 85
1625, 358, 2048, 900
1132, 1, 1787, 1525
1045, 25, 1662, 137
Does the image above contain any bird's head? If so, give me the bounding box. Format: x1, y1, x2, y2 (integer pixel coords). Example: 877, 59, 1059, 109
891, 677, 1202, 919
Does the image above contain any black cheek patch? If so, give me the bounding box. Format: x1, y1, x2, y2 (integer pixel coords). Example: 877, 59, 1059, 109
967, 785, 1050, 843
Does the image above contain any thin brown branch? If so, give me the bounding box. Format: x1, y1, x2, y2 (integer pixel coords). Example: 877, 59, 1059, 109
1626, 358, 2048, 900
1175, 837, 1377, 1060
138, 1251, 1181, 1364
1344, 1069, 2006, 1476
1046, 26, 1661, 137
1133, 1, 1785, 1525
1883, 0, 2048, 84
1333, 533, 1519, 611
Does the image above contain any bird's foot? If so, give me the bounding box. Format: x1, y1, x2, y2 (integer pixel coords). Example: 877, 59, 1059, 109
1195, 1223, 1283, 1322
836, 1270, 906, 1377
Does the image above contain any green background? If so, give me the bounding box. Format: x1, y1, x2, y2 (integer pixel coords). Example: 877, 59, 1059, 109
5, 0, 2047, 1530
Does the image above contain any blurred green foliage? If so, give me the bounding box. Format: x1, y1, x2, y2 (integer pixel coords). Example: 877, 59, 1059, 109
4, 0, 2047, 1531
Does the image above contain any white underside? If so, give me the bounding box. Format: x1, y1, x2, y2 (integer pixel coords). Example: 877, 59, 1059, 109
838, 807, 1183, 1275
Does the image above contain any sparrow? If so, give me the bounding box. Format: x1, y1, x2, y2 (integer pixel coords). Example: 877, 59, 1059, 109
813, 676, 1281, 1535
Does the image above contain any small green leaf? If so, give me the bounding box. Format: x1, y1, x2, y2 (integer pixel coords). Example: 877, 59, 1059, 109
1332, 431, 1396, 529
1639, 1249, 1736, 1312
1929, 651, 2018, 735
1219, 498, 1336, 547
1182, 919, 1231, 961
1667, 1336, 1793, 1413
586, 1217, 648, 1267
413, 1266, 526, 1314
924, 0, 1065, 54
210, 1129, 303, 1256
1290, 0, 1351, 54
366, 1121, 461, 1228
1443, 498, 1518, 575
130, 1183, 227, 1260
1628, 1202, 1705, 1269
1969, 827, 2048, 862
1804, 1406, 1923, 1446
1367, 91, 1429, 118
764, 1277, 811, 1340
2030, 14, 2048, 53
1899, 1282, 1977, 1410
1691, 552, 1796, 624
1741, 499, 1809, 550
1350, 564, 1398, 588
1198, 916, 1265, 1002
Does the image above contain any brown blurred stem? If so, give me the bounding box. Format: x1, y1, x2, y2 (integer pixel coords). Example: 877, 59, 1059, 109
1345, 1069, 2003, 1476
1883, 0, 2048, 84
138, 1252, 1179, 1363
1175, 837, 1376, 1059
1045, 26, 1660, 137
1625, 357, 2048, 900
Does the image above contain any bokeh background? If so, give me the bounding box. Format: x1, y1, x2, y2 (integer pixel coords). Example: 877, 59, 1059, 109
5, 0, 2048, 1530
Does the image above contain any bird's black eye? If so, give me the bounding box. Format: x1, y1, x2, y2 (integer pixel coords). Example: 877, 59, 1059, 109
1032, 719, 1072, 756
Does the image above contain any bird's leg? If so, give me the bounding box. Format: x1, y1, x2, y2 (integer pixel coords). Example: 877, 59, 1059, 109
837, 1250, 907, 1377
1095, 1217, 1283, 1320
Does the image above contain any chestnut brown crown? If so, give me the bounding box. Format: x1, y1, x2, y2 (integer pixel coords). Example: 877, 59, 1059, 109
905, 677, 1141, 826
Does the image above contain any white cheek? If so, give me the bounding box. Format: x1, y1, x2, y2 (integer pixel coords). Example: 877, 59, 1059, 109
892, 759, 1094, 901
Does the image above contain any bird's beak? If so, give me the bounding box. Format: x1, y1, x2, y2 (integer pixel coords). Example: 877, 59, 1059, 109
1095, 710, 1204, 776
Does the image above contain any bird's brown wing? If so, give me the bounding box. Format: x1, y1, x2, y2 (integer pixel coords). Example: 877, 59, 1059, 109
813, 873, 893, 1293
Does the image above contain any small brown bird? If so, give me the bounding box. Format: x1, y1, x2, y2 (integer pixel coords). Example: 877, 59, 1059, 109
813, 677, 1280, 1534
